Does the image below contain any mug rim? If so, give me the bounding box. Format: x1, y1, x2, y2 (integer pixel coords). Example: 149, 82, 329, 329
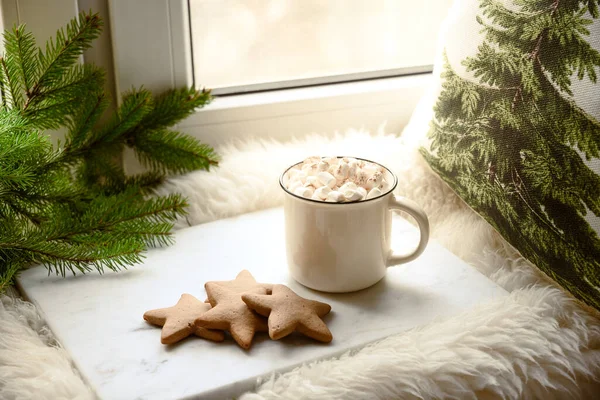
279, 156, 398, 205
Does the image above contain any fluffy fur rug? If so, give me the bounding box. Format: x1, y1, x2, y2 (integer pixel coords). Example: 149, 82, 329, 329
1, 128, 600, 399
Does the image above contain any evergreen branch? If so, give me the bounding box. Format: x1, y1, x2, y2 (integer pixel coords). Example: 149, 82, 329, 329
0, 58, 23, 109
3, 242, 137, 265
0, 257, 25, 292
0, 129, 56, 189
0, 12, 218, 293
0, 192, 186, 277
139, 86, 212, 131
6, 240, 145, 277
132, 129, 219, 174
66, 92, 109, 150
93, 88, 153, 144
75, 142, 126, 189
509, 166, 564, 238
533, 66, 600, 158
588, 0, 600, 18
22, 66, 105, 131
122, 172, 166, 194
3, 26, 37, 96
6, 188, 83, 208
29, 11, 102, 102
4, 200, 46, 225
22, 97, 81, 130
44, 192, 186, 243
481, 0, 533, 19
0, 64, 6, 109
30, 64, 104, 105
0, 109, 31, 135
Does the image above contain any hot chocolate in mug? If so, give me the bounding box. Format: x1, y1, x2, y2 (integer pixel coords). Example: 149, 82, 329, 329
280, 157, 430, 293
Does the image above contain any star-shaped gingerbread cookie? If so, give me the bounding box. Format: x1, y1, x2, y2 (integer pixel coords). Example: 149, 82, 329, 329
210, 269, 273, 294
143, 293, 225, 344
195, 282, 268, 349
242, 284, 333, 343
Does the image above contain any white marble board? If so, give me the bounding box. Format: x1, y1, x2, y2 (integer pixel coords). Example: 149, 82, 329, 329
17, 207, 508, 400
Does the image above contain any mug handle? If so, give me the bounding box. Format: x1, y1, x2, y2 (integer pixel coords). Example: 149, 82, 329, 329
386, 195, 430, 267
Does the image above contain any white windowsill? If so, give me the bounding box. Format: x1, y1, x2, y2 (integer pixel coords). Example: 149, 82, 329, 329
182, 73, 432, 128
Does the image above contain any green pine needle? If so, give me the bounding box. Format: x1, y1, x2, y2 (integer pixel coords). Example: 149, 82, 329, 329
0, 11, 217, 292
133, 129, 219, 174
140, 86, 212, 130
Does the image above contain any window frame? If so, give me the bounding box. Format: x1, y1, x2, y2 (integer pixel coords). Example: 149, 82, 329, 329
108, 0, 431, 153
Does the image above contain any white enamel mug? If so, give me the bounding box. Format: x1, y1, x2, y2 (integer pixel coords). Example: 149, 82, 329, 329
280, 157, 430, 293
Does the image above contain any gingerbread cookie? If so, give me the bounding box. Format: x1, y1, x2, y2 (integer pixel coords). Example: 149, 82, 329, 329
143, 294, 225, 344
195, 282, 268, 349
209, 269, 273, 294
242, 284, 332, 343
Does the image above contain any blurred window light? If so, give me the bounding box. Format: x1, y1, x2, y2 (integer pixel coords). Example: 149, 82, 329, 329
190, 0, 453, 94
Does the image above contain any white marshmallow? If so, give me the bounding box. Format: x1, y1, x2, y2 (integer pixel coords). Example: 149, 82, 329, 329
287, 169, 300, 179
317, 161, 329, 172
296, 170, 308, 183
314, 186, 332, 200
347, 161, 360, 180
363, 165, 378, 176
333, 162, 349, 181
326, 190, 345, 202
294, 186, 314, 198
343, 189, 363, 202
353, 169, 369, 187
305, 176, 323, 188
365, 171, 383, 190
317, 171, 336, 188
366, 187, 382, 199
287, 156, 389, 203
327, 163, 337, 175
302, 163, 319, 176
357, 187, 367, 198
287, 179, 302, 193
338, 182, 357, 192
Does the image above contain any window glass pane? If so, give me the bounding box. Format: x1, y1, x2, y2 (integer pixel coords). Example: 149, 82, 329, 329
190, 0, 453, 92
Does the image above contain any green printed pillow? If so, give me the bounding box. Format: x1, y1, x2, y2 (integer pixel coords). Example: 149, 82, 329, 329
420, 0, 600, 309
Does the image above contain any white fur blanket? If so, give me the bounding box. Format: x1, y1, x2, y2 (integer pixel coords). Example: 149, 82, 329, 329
1, 130, 599, 399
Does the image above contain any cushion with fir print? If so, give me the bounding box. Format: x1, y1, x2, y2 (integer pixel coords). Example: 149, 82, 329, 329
418, 0, 600, 310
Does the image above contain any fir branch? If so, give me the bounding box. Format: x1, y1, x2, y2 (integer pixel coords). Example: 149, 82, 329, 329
0, 191, 186, 278
0, 58, 23, 109
94, 88, 153, 143
75, 141, 125, 189
0, 12, 217, 293
3, 26, 37, 97
66, 91, 109, 150
29, 64, 104, 106
132, 128, 219, 174
123, 171, 166, 194
28, 11, 102, 104
5, 239, 145, 276
588, 0, 600, 18
140, 86, 212, 131
0, 129, 55, 190
0, 256, 25, 292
